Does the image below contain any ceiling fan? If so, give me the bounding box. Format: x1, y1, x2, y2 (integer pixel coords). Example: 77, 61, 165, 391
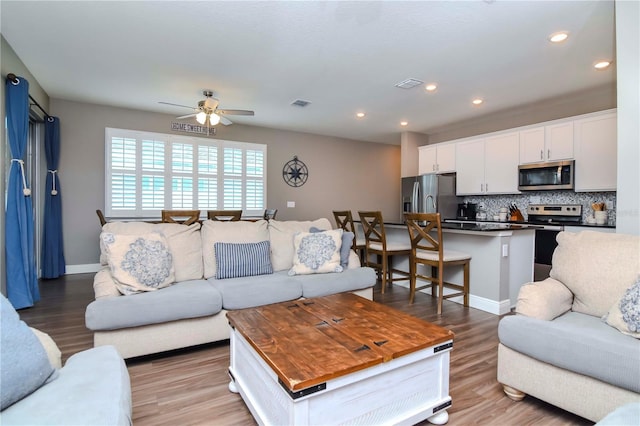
159, 90, 254, 126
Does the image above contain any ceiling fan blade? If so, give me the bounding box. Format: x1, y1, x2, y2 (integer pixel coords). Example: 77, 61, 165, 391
159, 101, 197, 110
216, 109, 254, 116
219, 116, 233, 126
176, 113, 197, 120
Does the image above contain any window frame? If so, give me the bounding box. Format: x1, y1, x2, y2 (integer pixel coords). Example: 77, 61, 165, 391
104, 127, 266, 219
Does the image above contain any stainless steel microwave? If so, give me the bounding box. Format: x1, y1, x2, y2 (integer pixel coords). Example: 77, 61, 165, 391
518, 160, 574, 191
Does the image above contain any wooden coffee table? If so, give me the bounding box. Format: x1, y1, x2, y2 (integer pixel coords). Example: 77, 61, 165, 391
227, 293, 454, 425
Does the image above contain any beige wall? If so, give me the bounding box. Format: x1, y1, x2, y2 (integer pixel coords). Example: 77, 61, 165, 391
1, 36, 50, 294
615, 0, 640, 235
50, 99, 400, 267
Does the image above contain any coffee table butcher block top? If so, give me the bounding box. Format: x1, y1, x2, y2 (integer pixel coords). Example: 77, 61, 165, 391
226, 292, 454, 392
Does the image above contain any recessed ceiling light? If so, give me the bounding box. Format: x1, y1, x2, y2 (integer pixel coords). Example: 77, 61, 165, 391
356, 112, 365, 118
594, 61, 611, 70
400, 121, 408, 126
425, 84, 437, 92
472, 98, 483, 105
549, 31, 569, 43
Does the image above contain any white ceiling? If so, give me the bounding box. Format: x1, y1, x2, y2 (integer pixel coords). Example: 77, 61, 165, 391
1, 1, 615, 144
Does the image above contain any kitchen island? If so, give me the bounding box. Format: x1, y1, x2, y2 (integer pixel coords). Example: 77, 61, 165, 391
356, 221, 536, 315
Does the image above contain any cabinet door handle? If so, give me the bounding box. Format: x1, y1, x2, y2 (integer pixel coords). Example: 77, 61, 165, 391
540, 150, 543, 160
547, 149, 551, 159
480, 183, 484, 192
485, 183, 488, 192
432, 164, 436, 171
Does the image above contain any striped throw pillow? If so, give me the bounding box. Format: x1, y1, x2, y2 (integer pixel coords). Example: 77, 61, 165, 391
214, 241, 273, 279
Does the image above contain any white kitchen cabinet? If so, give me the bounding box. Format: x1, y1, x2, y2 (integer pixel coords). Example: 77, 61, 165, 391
573, 112, 617, 192
418, 144, 456, 174
519, 122, 573, 164
456, 139, 485, 194
485, 132, 520, 193
455, 132, 520, 195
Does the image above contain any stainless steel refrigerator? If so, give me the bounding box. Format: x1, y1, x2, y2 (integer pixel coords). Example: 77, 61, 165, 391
401, 173, 460, 222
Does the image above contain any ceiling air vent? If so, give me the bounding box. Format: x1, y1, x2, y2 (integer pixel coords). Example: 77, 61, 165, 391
394, 78, 424, 89
291, 99, 312, 107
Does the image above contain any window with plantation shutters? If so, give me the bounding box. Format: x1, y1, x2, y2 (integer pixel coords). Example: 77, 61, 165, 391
105, 128, 266, 218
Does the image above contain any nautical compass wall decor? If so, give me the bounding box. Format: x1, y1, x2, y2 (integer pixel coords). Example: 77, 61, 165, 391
282, 156, 308, 187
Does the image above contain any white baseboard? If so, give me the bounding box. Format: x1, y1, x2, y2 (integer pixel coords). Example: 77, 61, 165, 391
65, 264, 101, 274
392, 279, 509, 315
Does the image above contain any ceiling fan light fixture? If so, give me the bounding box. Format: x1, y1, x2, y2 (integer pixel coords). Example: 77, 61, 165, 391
209, 113, 221, 126
196, 111, 207, 124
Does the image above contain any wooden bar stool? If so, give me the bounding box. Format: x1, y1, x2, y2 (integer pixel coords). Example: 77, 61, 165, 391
161, 210, 201, 225
405, 212, 471, 315
263, 209, 278, 220
358, 211, 411, 293
207, 210, 242, 221
332, 210, 366, 260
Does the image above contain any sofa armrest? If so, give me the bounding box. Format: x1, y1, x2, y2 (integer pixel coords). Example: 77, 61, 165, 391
30, 328, 62, 369
94, 267, 122, 299
515, 278, 573, 320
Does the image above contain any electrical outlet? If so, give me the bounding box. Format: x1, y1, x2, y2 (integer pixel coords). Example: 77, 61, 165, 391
502, 244, 509, 257
529, 195, 541, 204
606, 200, 614, 210
287, 201, 295, 208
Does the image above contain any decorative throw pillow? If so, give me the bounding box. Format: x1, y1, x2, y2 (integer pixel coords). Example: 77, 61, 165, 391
603, 277, 640, 338
101, 232, 175, 295
309, 226, 353, 269
1, 295, 56, 410
268, 218, 332, 271
214, 241, 274, 279
289, 229, 344, 276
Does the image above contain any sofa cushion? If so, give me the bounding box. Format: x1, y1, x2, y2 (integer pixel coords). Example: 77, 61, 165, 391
515, 278, 573, 321
208, 271, 302, 310
268, 218, 332, 271
603, 277, 640, 338
499, 312, 640, 393
298, 266, 376, 298
101, 222, 203, 282
289, 229, 344, 276
550, 231, 640, 317
0, 295, 56, 410
101, 232, 175, 295
201, 219, 269, 279
0, 345, 132, 426
93, 266, 122, 299
85, 280, 222, 331
215, 241, 273, 279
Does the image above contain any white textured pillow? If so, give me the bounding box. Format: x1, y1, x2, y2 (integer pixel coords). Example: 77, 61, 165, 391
268, 218, 332, 271
289, 229, 344, 276
515, 278, 573, 321
101, 232, 175, 295
550, 231, 640, 317
603, 277, 640, 338
201, 219, 269, 279
101, 222, 203, 282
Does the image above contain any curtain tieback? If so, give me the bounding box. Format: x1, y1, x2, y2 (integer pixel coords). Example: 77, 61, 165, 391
48, 169, 59, 195
11, 158, 31, 196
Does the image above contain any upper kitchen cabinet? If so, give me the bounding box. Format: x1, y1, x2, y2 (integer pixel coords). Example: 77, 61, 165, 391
418, 143, 456, 174
456, 132, 520, 195
573, 111, 617, 192
519, 122, 573, 164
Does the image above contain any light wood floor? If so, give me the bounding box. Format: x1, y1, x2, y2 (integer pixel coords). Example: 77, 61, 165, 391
19, 274, 592, 426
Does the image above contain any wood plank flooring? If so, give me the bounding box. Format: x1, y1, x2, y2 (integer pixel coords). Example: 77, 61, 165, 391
18, 274, 593, 426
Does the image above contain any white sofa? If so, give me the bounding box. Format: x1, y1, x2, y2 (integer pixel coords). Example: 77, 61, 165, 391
497, 231, 640, 422
85, 218, 376, 359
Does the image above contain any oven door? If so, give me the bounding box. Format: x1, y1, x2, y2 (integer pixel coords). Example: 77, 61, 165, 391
534, 228, 562, 281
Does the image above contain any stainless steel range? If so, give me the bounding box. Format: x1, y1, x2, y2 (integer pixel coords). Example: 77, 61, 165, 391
526, 204, 582, 280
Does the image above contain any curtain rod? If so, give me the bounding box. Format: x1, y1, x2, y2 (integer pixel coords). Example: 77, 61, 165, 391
6, 73, 51, 118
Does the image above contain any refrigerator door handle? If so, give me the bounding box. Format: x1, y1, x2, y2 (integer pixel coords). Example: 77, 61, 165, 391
412, 182, 420, 213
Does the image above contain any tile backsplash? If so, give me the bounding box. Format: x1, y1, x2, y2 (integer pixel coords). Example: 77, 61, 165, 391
462, 191, 616, 225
